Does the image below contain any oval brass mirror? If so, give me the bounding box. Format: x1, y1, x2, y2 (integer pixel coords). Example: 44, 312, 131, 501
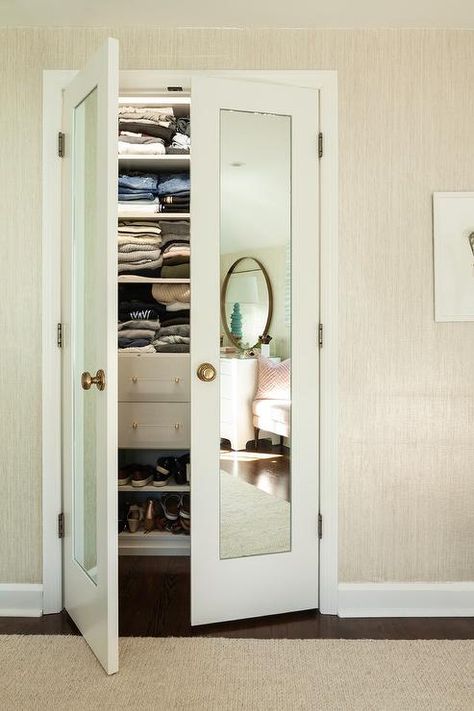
221, 257, 273, 349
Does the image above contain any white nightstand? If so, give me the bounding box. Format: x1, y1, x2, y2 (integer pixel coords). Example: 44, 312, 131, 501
220, 356, 280, 451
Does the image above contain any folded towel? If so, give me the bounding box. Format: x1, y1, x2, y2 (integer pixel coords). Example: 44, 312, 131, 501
118, 221, 161, 235
158, 220, 190, 236
118, 249, 162, 263
151, 283, 190, 304
158, 324, 190, 337
118, 203, 159, 217
118, 319, 161, 330
118, 328, 157, 339
153, 343, 190, 353
119, 132, 165, 145
119, 106, 175, 123
119, 242, 161, 253
166, 301, 190, 312
118, 337, 153, 348
118, 141, 166, 155
118, 258, 163, 273
118, 344, 157, 353
160, 264, 190, 279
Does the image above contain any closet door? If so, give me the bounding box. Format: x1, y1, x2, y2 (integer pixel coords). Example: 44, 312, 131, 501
191, 77, 320, 625
61, 38, 119, 673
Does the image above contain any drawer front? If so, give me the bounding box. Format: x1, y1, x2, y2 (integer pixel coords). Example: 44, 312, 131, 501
220, 359, 232, 376
220, 374, 232, 399
118, 354, 190, 402
220, 397, 233, 424
119, 403, 190, 449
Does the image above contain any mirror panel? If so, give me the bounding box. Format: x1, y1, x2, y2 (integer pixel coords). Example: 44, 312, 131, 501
219, 108, 291, 559
72, 88, 99, 584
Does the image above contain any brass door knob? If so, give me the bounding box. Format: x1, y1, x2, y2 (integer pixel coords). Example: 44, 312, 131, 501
197, 362, 217, 382
81, 369, 106, 391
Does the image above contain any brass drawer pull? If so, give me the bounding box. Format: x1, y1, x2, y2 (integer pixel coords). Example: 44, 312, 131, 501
131, 376, 181, 384
131, 422, 181, 430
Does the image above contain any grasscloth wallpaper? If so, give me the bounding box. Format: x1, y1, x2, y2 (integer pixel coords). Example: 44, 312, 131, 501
0, 28, 473, 584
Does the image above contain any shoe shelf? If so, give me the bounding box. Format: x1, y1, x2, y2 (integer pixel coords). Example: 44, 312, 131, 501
118, 529, 190, 556
118, 212, 190, 220
118, 277, 190, 284
118, 482, 190, 493
118, 155, 190, 172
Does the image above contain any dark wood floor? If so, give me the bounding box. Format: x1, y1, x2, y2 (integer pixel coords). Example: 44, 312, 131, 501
1, 556, 472, 639
220, 441, 290, 501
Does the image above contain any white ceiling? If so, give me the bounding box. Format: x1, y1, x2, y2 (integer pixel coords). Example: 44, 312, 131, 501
1, 0, 474, 28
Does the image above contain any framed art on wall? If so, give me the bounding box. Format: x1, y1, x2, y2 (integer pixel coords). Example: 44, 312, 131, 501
433, 192, 474, 322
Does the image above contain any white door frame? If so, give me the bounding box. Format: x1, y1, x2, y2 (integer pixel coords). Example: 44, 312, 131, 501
41, 68, 338, 616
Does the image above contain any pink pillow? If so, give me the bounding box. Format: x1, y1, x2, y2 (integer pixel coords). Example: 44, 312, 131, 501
255, 357, 290, 400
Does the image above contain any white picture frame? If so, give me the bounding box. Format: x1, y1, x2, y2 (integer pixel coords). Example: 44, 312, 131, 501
433, 192, 474, 322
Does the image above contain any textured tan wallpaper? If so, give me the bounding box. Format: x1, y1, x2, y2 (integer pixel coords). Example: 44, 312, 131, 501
0, 27, 473, 584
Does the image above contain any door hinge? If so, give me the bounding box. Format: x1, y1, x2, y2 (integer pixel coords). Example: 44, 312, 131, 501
57, 322, 63, 348
58, 131, 65, 158
318, 132, 323, 158
318, 513, 323, 539
58, 512, 65, 539
318, 323, 323, 348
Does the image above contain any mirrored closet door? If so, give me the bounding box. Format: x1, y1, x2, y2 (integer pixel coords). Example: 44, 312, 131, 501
191, 76, 320, 625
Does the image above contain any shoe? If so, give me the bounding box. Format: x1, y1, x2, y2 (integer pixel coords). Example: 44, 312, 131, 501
144, 499, 156, 533
180, 493, 190, 534
154, 457, 176, 487
118, 499, 129, 533
127, 504, 144, 533
118, 465, 131, 486
174, 453, 190, 485
162, 494, 181, 521
131, 464, 154, 487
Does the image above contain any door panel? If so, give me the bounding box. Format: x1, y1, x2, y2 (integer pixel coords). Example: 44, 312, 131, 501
191, 77, 320, 625
62, 38, 119, 674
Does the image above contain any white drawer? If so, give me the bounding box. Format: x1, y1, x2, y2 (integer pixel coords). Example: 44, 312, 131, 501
118, 353, 190, 402
119, 402, 190, 449
220, 374, 232, 399
220, 359, 232, 376
220, 397, 233, 424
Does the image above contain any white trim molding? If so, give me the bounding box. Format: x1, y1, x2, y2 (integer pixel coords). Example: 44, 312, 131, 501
338, 583, 474, 618
0, 584, 43, 617
43, 68, 339, 618
42, 69, 77, 615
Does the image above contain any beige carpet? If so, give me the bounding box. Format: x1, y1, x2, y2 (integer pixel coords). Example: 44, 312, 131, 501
220, 470, 290, 559
1, 636, 473, 710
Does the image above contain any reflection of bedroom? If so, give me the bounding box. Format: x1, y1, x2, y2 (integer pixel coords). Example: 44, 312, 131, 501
219, 109, 291, 559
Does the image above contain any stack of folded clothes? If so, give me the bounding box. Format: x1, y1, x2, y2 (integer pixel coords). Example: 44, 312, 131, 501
158, 220, 190, 279
118, 284, 191, 353
118, 284, 165, 352
156, 172, 190, 214
151, 283, 190, 353
119, 105, 174, 155
118, 172, 190, 218
166, 117, 190, 154
118, 220, 163, 278
118, 173, 160, 216
118, 105, 190, 155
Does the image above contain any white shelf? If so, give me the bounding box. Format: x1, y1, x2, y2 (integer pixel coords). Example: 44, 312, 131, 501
118, 212, 190, 221
118, 482, 190, 493
118, 277, 190, 284
119, 529, 190, 556
118, 154, 190, 171
118, 351, 190, 358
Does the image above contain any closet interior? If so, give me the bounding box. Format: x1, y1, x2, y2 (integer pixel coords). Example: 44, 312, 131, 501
116, 88, 191, 557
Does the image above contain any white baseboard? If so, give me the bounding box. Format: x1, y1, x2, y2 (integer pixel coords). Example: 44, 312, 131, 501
338, 582, 474, 618
0, 584, 43, 617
